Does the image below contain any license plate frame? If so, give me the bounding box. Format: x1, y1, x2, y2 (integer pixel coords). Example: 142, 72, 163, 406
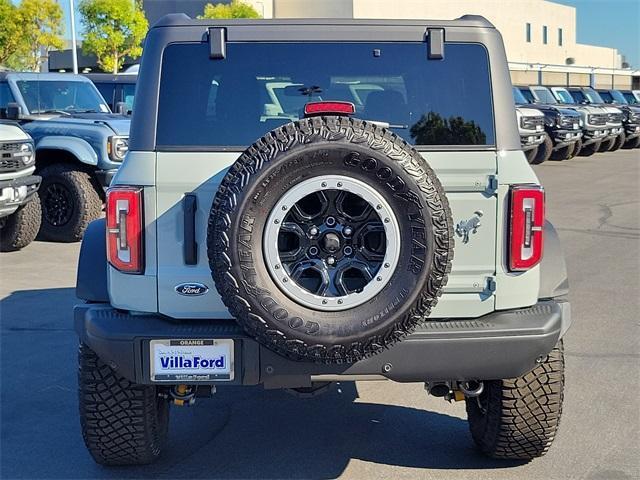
150, 339, 235, 382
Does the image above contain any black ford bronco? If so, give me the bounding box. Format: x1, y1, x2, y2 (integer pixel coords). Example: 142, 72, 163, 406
75, 15, 571, 465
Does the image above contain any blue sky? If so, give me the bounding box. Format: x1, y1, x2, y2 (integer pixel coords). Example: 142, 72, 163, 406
553, 0, 639, 67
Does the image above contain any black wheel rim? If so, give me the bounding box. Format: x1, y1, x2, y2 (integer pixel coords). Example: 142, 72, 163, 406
43, 182, 74, 226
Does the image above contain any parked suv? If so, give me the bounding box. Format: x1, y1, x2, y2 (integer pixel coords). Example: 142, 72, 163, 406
0, 121, 40, 251
75, 15, 571, 465
513, 86, 581, 162
522, 85, 607, 156
514, 102, 545, 163
596, 88, 640, 149
84, 73, 137, 114
552, 86, 624, 152
0, 73, 130, 241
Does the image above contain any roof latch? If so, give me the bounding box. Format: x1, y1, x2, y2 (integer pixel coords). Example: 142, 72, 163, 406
427, 28, 445, 60
208, 27, 226, 59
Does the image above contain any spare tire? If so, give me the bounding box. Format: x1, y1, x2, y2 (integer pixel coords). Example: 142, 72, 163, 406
208, 116, 454, 363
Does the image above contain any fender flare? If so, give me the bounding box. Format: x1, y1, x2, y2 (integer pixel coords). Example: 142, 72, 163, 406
539, 220, 569, 299
36, 136, 98, 166
76, 219, 109, 302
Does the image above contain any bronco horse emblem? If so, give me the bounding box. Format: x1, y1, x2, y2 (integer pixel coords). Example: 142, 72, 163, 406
456, 211, 484, 244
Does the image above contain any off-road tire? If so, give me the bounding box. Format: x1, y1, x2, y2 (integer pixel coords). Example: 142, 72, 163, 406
466, 341, 565, 460
530, 134, 552, 164
579, 140, 601, 157
78, 344, 170, 465
623, 136, 640, 149
0, 193, 41, 252
598, 137, 615, 152
39, 163, 103, 242
569, 138, 582, 158
549, 142, 574, 161
610, 132, 625, 151
209, 116, 454, 364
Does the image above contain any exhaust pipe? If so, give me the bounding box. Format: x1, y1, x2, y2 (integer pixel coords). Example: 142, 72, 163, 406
458, 380, 484, 398
425, 382, 451, 398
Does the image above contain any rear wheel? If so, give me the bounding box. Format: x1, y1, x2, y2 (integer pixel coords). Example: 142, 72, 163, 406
78, 344, 170, 465
466, 341, 565, 460
579, 140, 601, 156
529, 135, 552, 164
39, 163, 103, 242
0, 193, 41, 252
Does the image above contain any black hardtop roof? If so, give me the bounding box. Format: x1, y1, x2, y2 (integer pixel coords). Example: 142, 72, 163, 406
152, 13, 494, 30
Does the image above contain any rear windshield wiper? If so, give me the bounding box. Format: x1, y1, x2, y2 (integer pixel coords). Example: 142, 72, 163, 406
367, 120, 408, 129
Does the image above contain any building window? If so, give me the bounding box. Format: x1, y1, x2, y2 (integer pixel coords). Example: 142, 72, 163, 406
543, 26, 548, 44
558, 28, 563, 46
526, 23, 531, 42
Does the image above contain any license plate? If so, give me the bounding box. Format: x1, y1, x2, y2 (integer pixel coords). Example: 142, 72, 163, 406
536, 125, 543, 132
150, 339, 234, 382
573, 123, 579, 130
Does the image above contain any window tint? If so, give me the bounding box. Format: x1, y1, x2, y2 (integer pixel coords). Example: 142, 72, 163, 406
598, 91, 613, 103
532, 87, 557, 104
519, 88, 536, 103
123, 84, 135, 112
513, 87, 529, 104
558, 28, 563, 46
157, 42, 495, 148
526, 23, 531, 42
569, 90, 586, 103
542, 26, 548, 44
0, 82, 15, 107
94, 83, 115, 108
552, 89, 575, 104
622, 91, 638, 104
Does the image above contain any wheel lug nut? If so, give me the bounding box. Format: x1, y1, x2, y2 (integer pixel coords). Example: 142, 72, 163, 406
309, 246, 319, 256
327, 256, 336, 266
309, 227, 318, 236
343, 226, 353, 236
325, 216, 336, 227
343, 246, 353, 256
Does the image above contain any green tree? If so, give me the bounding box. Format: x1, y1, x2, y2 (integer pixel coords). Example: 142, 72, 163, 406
0, 0, 22, 67
79, 0, 148, 74
410, 112, 487, 145
8, 0, 64, 71
199, 0, 261, 19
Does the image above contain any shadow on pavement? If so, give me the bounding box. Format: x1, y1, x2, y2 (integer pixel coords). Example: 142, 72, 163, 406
1, 288, 524, 479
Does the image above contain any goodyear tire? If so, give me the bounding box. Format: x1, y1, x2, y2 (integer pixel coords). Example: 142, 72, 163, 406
0, 193, 41, 252
78, 344, 170, 465
466, 341, 565, 460
208, 117, 454, 363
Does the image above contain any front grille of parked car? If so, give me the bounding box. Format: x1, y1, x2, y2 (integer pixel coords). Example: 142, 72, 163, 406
608, 112, 623, 123
629, 112, 640, 123
0, 143, 24, 173
589, 114, 607, 126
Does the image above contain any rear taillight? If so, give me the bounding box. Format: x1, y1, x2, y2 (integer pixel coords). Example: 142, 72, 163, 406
106, 187, 143, 274
304, 101, 356, 117
509, 185, 544, 271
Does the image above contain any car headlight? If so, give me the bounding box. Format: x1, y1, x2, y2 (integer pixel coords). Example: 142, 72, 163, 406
14, 142, 35, 165
108, 136, 129, 161
587, 114, 594, 124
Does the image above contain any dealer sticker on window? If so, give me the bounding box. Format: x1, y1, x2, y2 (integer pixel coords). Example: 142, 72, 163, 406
150, 339, 234, 382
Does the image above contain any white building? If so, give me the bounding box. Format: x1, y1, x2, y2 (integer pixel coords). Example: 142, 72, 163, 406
248, 0, 639, 89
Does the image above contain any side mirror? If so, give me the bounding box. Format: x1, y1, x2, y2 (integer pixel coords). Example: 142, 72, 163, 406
6, 102, 22, 120
114, 102, 128, 115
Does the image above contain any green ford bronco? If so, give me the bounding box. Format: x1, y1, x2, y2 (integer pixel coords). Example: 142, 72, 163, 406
75, 15, 571, 465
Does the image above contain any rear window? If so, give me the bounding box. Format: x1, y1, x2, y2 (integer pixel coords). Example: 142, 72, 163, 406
157, 42, 495, 148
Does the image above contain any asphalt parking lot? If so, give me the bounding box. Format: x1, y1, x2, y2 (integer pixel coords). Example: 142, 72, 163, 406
1, 148, 638, 480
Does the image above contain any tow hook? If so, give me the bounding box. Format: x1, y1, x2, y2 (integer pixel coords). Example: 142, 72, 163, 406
170, 384, 196, 406
425, 380, 484, 402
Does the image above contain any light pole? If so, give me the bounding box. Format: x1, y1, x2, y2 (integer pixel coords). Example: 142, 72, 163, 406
69, 0, 78, 74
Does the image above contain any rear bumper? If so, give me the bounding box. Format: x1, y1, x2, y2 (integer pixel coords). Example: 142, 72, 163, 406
74, 299, 571, 389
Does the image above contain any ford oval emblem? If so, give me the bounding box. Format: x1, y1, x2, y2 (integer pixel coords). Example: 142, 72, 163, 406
175, 283, 209, 296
